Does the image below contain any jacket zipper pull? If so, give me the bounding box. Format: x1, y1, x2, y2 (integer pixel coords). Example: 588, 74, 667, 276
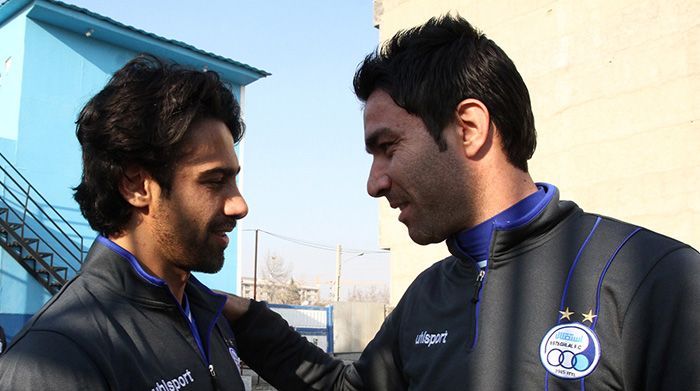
472, 269, 486, 303
208, 364, 221, 390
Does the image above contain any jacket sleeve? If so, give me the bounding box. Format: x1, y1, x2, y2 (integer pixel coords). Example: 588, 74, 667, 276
231, 300, 407, 390
0, 330, 109, 390
621, 246, 700, 390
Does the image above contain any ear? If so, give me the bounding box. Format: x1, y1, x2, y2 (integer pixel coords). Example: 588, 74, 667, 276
455, 99, 491, 158
119, 166, 156, 208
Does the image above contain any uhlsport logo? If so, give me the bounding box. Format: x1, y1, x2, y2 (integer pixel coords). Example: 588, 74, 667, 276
539, 323, 600, 379
150, 369, 194, 391
415, 330, 448, 347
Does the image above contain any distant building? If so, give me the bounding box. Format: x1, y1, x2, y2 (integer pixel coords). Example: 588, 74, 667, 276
240, 277, 321, 305
0, 0, 267, 339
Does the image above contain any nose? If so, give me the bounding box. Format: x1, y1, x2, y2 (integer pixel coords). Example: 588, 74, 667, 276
225, 188, 248, 220
367, 158, 391, 198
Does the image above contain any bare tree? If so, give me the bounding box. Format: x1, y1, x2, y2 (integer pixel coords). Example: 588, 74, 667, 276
347, 285, 389, 304
279, 278, 302, 305
260, 253, 302, 304
262, 253, 292, 284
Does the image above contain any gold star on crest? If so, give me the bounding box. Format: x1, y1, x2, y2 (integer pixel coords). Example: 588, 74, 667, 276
581, 309, 597, 324
559, 307, 574, 321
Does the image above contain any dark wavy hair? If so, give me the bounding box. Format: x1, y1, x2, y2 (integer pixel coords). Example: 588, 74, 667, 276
73, 54, 245, 236
353, 14, 536, 171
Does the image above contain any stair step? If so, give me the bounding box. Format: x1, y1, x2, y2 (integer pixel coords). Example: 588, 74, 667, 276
9, 237, 39, 247
36, 266, 67, 274
23, 252, 53, 260
0, 222, 22, 233
38, 272, 64, 288
35, 266, 67, 279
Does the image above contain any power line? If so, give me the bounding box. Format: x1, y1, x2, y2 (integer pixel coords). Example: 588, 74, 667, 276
241, 228, 389, 255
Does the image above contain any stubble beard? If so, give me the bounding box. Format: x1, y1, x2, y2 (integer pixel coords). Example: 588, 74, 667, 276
406, 149, 478, 245
155, 226, 226, 274
153, 208, 226, 275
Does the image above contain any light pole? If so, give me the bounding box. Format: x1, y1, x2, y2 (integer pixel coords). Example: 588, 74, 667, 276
253, 229, 259, 300
335, 245, 342, 302
335, 248, 365, 302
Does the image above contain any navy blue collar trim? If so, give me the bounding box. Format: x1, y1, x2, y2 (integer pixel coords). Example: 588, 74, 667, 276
96, 236, 166, 287
96, 235, 226, 304
96, 235, 227, 364
447, 183, 557, 263
495, 183, 556, 231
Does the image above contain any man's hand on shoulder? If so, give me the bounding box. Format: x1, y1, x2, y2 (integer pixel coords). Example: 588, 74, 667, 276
216, 291, 252, 322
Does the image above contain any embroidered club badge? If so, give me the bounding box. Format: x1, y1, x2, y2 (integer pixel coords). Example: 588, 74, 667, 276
539, 322, 601, 379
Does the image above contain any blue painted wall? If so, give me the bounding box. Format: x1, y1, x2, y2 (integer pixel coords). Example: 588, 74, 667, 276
0, 7, 43, 341
0, 10, 245, 339
0, 8, 27, 141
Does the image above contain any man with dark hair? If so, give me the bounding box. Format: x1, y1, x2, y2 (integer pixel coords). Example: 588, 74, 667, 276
0, 55, 249, 390
223, 15, 700, 390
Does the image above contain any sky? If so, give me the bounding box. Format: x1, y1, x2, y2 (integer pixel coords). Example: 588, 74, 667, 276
65, 0, 390, 298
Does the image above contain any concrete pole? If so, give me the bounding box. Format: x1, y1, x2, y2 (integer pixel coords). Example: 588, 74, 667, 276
335, 244, 342, 302
253, 229, 259, 300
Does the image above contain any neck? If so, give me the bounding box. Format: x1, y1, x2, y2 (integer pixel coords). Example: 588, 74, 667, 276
110, 230, 189, 303
471, 167, 538, 228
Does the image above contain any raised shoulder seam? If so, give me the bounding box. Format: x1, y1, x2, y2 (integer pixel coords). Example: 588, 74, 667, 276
23, 328, 109, 381
620, 243, 693, 333
18, 328, 100, 360
12, 275, 81, 336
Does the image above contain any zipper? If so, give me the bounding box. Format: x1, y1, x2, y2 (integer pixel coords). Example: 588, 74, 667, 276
472, 269, 486, 303
174, 296, 221, 389
470, 268, 487, 349
209, 364, 220, 390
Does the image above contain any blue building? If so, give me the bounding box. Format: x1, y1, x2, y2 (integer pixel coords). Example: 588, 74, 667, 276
0, 0, 267, 339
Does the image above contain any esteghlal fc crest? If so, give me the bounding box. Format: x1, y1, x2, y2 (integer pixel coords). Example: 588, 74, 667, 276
539, 323, 601, 379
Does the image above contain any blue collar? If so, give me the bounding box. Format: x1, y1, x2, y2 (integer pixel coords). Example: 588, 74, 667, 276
448, 183, 555, 265
96, 236, 211, 360
96, 236, 166, 287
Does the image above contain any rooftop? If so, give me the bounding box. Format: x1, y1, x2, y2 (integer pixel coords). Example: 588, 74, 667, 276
0, 0, 270, 85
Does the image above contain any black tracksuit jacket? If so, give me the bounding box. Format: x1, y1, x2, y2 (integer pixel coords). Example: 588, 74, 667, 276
232, 188, 700, 390
0, 239, 245, 390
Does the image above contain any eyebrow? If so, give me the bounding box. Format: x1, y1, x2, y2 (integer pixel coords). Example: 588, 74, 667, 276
365, 127, 394, 153
199, 166, 241, 178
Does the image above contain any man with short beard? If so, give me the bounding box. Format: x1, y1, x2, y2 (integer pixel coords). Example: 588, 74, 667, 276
222, 15, 700, 391
0, 55, 249, 390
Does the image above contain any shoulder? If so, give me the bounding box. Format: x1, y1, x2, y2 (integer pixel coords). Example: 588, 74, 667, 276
593, 214, 697, 271
627, 235, 699, 295
388, 255, 460, 320
11, 275, 116, 354
399, 256, 455, 299
592, 218, 700, 317
0, 329, 108, 389
22, 276, 99, 329
575, 210, 694, 269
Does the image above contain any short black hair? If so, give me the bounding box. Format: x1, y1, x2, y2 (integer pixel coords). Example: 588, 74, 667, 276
73, 54, 244, 236
353, 14, 536, 171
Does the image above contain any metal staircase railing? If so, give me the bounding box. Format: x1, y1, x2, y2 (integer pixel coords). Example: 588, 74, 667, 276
0, 152, 86, 294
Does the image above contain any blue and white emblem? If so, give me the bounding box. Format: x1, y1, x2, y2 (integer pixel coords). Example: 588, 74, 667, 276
539, 323, 600, 379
